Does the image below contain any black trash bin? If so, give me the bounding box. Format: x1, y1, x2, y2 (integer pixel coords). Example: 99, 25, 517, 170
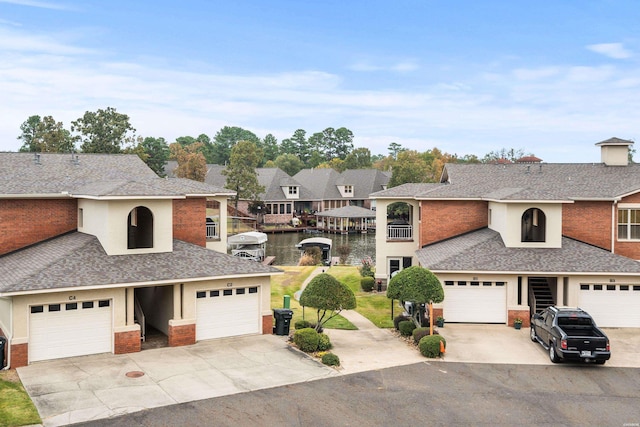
273, 308, 294, 336
0, 336, 6, 369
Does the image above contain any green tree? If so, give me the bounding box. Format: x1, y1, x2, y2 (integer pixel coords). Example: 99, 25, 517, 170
482, 148, 527, 163
18, 115, 74, 153
169, 142, 207, 182
344, 147, 372, 169
274, 153, 305, 176
299, 273, 356, 331
212, 126, 260, 165
386, 266, 444, 329
71, 107, 136, 153
262, 133, 279, 164
222, 140, 265, 210
139, 137, 170, 177
389, 150, 431, 187
388, 142, 405, 160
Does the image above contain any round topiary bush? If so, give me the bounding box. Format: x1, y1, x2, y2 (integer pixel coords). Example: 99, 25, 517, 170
294, 319, 312, 330
412, 327, 433, 344
317, 333, 333, 351
398, 320, 417, 337
418, 334, 447, 358
393, 315, 411, 330
293, 327, 320, 353
360, 276, 375, 292
321, 352, 340, 366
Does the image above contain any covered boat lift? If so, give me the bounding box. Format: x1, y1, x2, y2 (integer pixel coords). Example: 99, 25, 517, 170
228, 231, 268, 262
295, 237, 333, 265
315, 205, 376, 234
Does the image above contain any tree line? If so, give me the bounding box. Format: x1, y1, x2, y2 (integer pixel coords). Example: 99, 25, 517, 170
16, 107, 534, 188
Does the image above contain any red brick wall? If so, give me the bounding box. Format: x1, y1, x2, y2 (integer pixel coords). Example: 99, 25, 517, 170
173, 198, 206, 247
508, 309, 531, 328
420, 200, 488, 246
563, 201, 612, 251
0, 199, 77, 255
114, 331, 141, 354
9, 343, 28, 368
168, 323, 196, 347
262, 314, 273, 334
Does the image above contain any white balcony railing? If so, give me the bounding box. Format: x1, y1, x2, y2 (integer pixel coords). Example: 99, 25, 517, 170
206, 222, 219, 240
387, 224, 413, 241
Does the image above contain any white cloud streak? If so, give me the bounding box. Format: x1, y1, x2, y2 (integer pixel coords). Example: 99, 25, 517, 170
587, 43, 633, 59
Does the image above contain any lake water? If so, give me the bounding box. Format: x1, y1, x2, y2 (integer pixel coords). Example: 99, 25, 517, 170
263, 231, 376, 266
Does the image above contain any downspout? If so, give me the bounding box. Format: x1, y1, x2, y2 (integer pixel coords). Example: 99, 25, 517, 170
612, 200, 617, 254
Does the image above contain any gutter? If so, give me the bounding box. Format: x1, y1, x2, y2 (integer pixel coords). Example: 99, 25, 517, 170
612, 200, 617, 254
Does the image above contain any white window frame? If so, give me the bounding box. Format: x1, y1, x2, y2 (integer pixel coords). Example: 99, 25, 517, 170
618, 206, 640, 241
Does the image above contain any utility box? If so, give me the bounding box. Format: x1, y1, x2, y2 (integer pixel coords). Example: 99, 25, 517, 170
273, 308, 294, 336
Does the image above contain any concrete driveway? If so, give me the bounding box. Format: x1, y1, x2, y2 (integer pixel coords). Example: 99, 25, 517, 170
17, 334, 337, 427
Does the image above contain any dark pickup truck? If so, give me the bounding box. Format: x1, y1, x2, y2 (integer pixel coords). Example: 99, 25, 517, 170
530, 306, 611, 364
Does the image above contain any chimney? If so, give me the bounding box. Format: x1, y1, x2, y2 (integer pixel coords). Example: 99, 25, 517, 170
596, 137, 633, 166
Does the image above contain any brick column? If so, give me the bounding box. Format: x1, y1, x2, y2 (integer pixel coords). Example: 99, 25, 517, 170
10, 343, 28, 368
168, 323, 196, 347
114, 330, 141, 354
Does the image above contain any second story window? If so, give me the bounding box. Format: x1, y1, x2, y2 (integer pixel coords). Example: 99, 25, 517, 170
288, 186, 298, 195
128, 206, 153, 249
521, 208, 546, 242
618, 208, 640, 240
344, 185, 353, 194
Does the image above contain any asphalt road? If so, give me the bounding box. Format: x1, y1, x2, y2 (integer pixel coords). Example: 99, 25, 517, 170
74, 362, 640, 427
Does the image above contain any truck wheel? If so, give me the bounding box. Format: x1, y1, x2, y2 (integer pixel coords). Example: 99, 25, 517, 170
549, 343, 560, 363
530, 327, 537, 342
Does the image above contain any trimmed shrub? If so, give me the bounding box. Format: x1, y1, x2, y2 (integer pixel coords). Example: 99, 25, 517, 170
336, 244, 351, 264
418, 335, 447, 358
412, 327, 431, 344
394, 315, 411, 330
317, 333, 333, 351
361, 276, 375, 292
294, 319, 312, 330
398, 320, 417, 337
293, 327, 320, 353
321, 353, 340, 366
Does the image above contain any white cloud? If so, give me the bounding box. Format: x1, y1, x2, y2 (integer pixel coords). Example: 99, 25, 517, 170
0, 0, 72, 10
587, 43, 632, 59
348, 59, 419, 73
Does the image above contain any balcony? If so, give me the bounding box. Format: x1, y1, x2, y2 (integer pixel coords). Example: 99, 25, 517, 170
387, 223, 412, 241
206, 220, 219, 240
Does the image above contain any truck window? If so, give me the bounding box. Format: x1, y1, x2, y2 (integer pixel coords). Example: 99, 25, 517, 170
557, 317, 592, 327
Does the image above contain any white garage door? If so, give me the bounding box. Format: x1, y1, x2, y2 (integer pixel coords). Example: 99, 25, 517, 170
196, 286, 260, 340
443, 281, 507, 323
29, 300, 112, 362
579, 284, 640, 327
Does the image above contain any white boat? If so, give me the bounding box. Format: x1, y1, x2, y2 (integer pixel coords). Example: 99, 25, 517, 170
295, 237, 332, 265
228, 231, 268, 262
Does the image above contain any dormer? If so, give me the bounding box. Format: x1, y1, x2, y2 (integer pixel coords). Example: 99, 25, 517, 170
282, 185, 300, 199
337, 183, 354, 198
597, 137, 633, 166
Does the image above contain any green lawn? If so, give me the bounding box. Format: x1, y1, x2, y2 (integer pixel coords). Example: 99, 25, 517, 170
270, 265, 394, 330
0, 371, 41, 427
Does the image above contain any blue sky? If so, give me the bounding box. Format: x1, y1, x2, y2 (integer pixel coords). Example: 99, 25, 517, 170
1, 0, 639, 162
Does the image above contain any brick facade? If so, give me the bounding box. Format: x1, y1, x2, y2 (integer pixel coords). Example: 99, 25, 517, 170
262, 314, 273, 334
168, 323, 196, 347
173, 198, 206, 247
508, 309, 531, 328
9, 343, 28, 369
114, 331, 141, 354
563, 201, 612, 251
420, 200, 488, 246
0, 198, 77, 256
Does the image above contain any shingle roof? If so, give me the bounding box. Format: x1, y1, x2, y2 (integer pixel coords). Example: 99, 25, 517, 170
315, 205, 377, 218
0, 153, 233, 198
293, 168, 342, 200
0, 232, 281, 294
415, 228, 640, 274
372, 162, 640, 201
336, 169, 391, 199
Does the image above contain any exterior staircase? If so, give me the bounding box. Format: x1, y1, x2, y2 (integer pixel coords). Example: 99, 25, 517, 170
529, 277, 555, 313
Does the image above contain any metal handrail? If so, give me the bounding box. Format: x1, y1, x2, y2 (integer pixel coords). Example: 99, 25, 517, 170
387, 224, 413, 240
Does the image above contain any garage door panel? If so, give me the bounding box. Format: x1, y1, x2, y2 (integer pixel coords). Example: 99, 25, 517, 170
197, 287, 260, 341
443, 283, 506, 323
579, 285, 640, 328
30, 302, 112, 362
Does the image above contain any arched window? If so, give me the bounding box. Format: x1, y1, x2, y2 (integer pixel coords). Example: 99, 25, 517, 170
521, 208, 546, 242
128, 206, 154, 249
